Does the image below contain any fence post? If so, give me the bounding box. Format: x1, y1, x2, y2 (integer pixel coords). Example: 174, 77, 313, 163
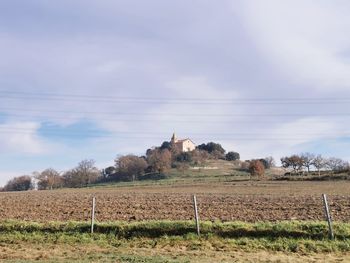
322, 194, 334, 240
193, 195, 200, 236
91, 196, 96, 234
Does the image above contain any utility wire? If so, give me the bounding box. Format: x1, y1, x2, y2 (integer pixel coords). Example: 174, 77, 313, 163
0, 90, 350, 104
0, 128, 348, 141
0, 107, 350, 118
1, 127, 350, 136
0, 132, 346, 141
1, 115, 349, 124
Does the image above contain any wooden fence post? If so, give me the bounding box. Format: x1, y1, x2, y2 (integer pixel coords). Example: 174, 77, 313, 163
322, 194, 334, 240
193, 195, 200, 236
91, 196, 96, 234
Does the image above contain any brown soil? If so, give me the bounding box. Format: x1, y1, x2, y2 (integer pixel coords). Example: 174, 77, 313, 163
0, 180, 349, 222
0, 242, 349, 263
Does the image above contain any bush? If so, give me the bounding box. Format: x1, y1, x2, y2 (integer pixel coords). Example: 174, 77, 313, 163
176, 152, 192, 163
4, 175, 33, 192
138, 173, 168, 181
196, 142, 225, 159
147, 149, 172, 173
226, 151, 240, 161
160, 141, 172, 150
115, 155, 148, 181
258, 158, 275, 169
249, 160, 265, 179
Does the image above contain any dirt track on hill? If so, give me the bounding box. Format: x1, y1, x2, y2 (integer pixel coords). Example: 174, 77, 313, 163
0, 181, 350, 222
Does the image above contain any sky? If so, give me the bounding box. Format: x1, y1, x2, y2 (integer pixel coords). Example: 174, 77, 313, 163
0, 0, 350, 185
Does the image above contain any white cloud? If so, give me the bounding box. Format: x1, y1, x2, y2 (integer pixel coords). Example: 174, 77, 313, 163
238, 0, 350, 90
158, 76, 241, 137
270, 117, 339, 147
0, 122, 48, 154
222, 116, 347, 161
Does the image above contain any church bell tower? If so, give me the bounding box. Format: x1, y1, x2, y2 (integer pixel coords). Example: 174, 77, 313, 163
171, 133, 177, 144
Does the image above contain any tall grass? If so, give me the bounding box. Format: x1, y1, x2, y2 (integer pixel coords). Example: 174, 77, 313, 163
1, 220, 350, 254
0, 220, 349, 240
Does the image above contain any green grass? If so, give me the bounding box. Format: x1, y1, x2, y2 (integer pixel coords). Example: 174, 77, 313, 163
1, 220, 349, 262
0, 228, 349, 254
89, 169, 252, 189
0, 220, 349, 238
86, 159, 255, 189
0, 220, 349, 245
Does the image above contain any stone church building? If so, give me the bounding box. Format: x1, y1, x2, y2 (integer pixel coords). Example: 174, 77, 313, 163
170, 133, 196, 152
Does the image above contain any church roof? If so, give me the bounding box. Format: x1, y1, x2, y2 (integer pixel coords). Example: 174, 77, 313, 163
175, 138, 195, 144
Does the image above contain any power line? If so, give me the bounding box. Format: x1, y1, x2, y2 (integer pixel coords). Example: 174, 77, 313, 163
0, 107, 350, 118
2, 127, 350, 136
0, 115, 348, 124
0, 128, 348, 141
0, 115, 348, 128
0, 90, 350, 104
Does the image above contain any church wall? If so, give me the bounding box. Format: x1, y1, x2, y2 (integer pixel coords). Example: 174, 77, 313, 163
181, 139, 196, 152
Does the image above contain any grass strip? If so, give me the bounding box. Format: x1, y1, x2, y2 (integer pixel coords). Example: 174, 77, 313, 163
0, 220, 349, 240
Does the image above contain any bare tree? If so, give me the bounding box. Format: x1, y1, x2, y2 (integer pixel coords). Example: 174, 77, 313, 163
301, 152, 315, 173
63, 159, 100, 188
264, 156, 276, 168
35, 168, 62, 190
115, 155, 148, 181
281, 155, 304, 175
326, 157, 349, 173
312, 155, 326, 176
147, 149, 172, 173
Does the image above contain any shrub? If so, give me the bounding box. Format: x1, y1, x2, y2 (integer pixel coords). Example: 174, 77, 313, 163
196, 142, 225, 159
226, 151, 240, 161
4, 175, 33, 192
249, 160, 265, 179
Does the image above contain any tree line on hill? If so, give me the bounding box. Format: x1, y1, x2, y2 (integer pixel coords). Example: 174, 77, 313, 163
280, 153, 349, 176
1, 159, 100, 192
1, 140, 349, 192
0, 141, 240, 191
245, 153, 349, 179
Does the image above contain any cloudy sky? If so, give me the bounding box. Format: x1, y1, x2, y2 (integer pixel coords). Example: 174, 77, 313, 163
0, 0, 350, 185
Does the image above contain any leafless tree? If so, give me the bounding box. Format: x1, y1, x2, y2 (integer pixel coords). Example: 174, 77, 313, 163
311, 155, 326, 176
147, 149, 172, 173
301, 152, 315, 173
35, 168, 62, 190
281, 155, 304, 175
115, 155, 148, 181
326, 157, 349, 173
63, 159, 100, 187
264, 156, 276, 168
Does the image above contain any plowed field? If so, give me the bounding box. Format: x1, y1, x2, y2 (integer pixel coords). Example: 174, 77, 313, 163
1, 181, 350, 222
